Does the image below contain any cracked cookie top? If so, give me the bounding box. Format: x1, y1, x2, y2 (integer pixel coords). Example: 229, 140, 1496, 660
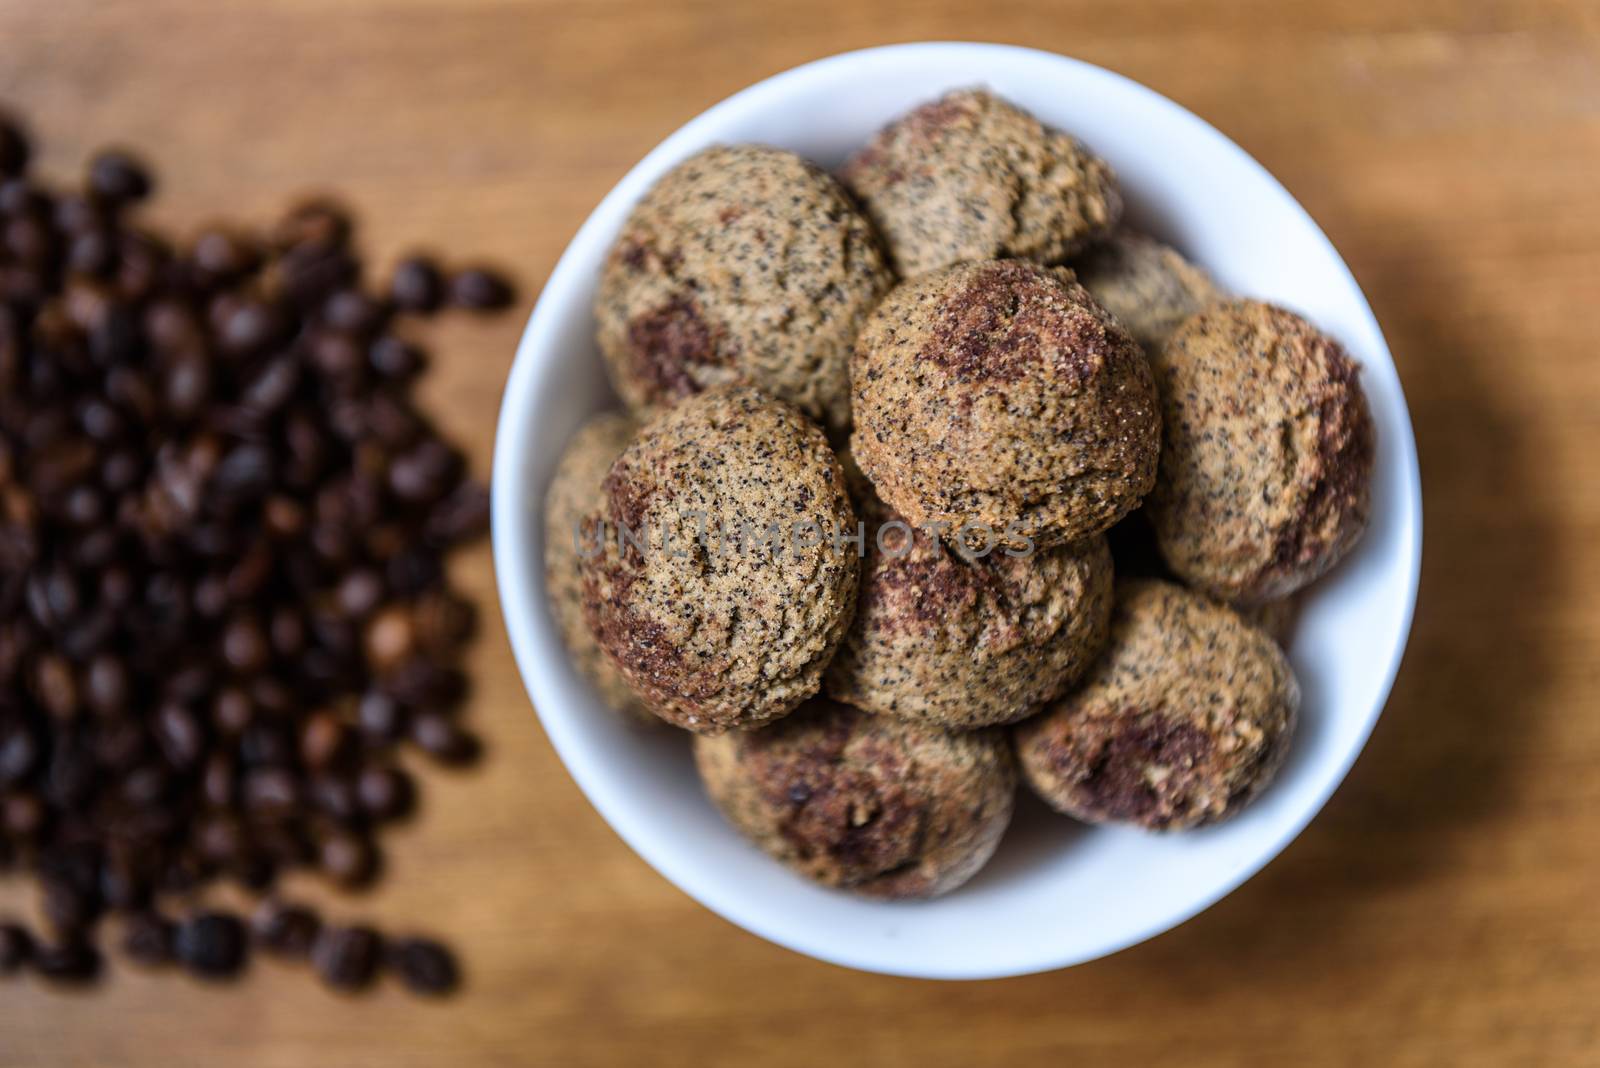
840, 88, 1121, 277
1146, 299, 1375, 604
595, 145, 893, 434
578, 388, 859, 734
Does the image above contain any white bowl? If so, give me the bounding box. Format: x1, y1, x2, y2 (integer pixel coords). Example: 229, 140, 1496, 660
491, 42, 1422, 979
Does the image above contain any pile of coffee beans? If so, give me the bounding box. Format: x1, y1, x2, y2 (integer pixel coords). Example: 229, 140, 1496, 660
0, 109, 512, 994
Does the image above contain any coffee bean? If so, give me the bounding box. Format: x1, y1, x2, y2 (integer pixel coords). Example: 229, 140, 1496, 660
122, 912, 175, 966
323, 289, 385, 335
0, 923, 33, 974
252, 900, 320, 958
32, 937, 101, 983
336, 569, 384, 619
221, 615, 270, 674
174, 911, 247, 979
300, 712, 347, 770
273, 199, 351, 251
370, 338, 425, 385
364, 605, 416, 672
448, 267, 514, 310
356, 766, 413, 822
88, 151, 153, 205
318, 831, 376, 888
0, 726, 39, 785
311, 925, 381, 992
409, 713, 479, 766
389, 937, 459, 996
0, 109, 493, 992
218, 300, 285, 357
390, 257, 443, 314
84, 654, 129, 717
356, 690, 405, 743
0, 118, 29, 177
191, 228, 259, 279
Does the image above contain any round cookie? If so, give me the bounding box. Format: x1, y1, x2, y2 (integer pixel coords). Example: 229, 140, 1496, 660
694, 699, 1016, 898
1147, 299, 1376, 604
543, 411, 652, 721
840, 88, 1121, 277
824, 460, 1114, 729
578, 388, 859, 734
850, 259, 1161, 551
1015, 580, 1298, 830
1073, 231, 1222, 354
595, 144, 893, 434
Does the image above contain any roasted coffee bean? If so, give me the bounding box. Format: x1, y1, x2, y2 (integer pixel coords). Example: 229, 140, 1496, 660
356, 690, 405, 743
356, 766, 413, 822
336, 569, 384, 619
174, 911, 247, 979
0, 114, 502, 992
32, 937, 102, 983
364, 605, 416, 671
191, 228, 259, 279
449, 267, 514, 310
84, 654, 129, 717
389, 937, 459, 996
311, 924, 381, 992
88, 150, 153, 205
300, 712, 348, 770
0, 922, 33, 974
369, 335, 425, 380
390, 257, 443, 314
0, 117, 29, 177
323, 289, 385, 335
252, 900, 320, 958
318, 831, 377, 888
409, 712, 479, 767
273, 198, 351, 251
121, 912, 175, 965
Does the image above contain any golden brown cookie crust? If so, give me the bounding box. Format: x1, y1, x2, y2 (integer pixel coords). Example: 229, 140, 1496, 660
1147, 299, 1376, 604
542, 411, 653, 721
1073, 231, 1222, 354
841, 88, 1121, 277
578, 388, 859, 734
824, 461, 1114, 730
595, 145, 892, 434
694, 700, 1016, 898
850, 260, 1161, 551
1014, 580, 1299, 830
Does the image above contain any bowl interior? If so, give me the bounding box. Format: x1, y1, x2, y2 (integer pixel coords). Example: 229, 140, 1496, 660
491, 43, 1421, 979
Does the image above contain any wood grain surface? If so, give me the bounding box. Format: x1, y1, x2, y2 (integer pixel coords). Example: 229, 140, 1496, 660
1, 1, 1598, 1065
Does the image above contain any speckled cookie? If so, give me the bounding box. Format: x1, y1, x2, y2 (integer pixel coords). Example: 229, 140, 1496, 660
840, 88, 1121, 277
1073, 231, 1222, 354
543, 411, 652, 720
1014, 580, 1298, 830
595, 144, 893, 434
694, 699, 1016, 898
851, 259, 1161, 551
1147, 299, 1376, 604
824, 459, 1114, 730
578, 388, 859, 734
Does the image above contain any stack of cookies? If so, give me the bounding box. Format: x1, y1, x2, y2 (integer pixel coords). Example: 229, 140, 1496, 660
543, 89, 1376, 899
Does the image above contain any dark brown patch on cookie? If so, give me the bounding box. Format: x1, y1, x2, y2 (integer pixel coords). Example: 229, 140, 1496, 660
904, 94, 977, 140
1258, 339, 1376, 600
747, 708, 925, 880
600, 463, 655, 542
922, 262, 1102, 385
626, 297, 727, 400
1076, 717, 1213, 827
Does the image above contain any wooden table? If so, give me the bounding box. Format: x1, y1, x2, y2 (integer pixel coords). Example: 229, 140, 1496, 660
2, 1, 1598, 1065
